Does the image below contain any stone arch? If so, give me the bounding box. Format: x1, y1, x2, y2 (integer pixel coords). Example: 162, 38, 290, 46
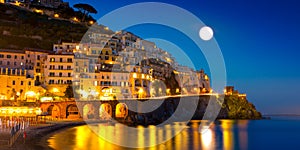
83, 104, 95, 120
66, 104, 79, 119
115, 103, 128, 118
47, 105, 60, 119
99, 103, 112, 120
135, 79, 141, 87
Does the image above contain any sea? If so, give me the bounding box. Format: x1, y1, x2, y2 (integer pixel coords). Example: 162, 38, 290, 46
47, 116, 300, 150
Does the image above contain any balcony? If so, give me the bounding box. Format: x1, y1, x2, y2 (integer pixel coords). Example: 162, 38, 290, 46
49, 68, 73, 71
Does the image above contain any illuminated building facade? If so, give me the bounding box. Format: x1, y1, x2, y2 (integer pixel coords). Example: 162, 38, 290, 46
0, 30, 212, 102
44, 54, 74, 96
0, 68, 33, 101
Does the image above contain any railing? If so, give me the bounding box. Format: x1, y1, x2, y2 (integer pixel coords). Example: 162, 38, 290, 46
0, 120, 29, 147
49, 69, 73, 70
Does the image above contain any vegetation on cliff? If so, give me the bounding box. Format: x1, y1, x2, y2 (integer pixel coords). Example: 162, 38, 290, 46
0, 4, 88, 50
220, 95, 262, 119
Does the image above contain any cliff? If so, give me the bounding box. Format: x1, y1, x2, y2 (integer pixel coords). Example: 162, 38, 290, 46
218, 95, 262, 119
0, 4, 87, 50
121, 95, 261, 126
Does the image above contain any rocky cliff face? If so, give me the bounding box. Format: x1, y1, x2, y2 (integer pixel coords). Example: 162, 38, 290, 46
218, 95, 262, 119
122, 95, 262, 126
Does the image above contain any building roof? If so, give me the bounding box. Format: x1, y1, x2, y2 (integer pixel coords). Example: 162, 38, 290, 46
0, 49, 25, 54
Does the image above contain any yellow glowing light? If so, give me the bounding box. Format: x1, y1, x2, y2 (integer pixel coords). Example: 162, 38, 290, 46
221, 120, 234, 150
133, 73, 137, 78
22, 109, 27, 114
25, 91, 36, 97
166, 88, 170, 95
54, 14, 59, 18
35, 109, 42, 115
104, 27, 109, 30
204, 75, 208, 80
0, 94, 7, 100
14, 1, 21, 6
73, 17, 79, 22
40, 97, 53, 102
238, 94, 247, 97
34, 9, 44, 14
139, 88, 144, 93
142, 74, 145, 79
89, 20, 94, 25
166, 58, 171, 62
201, 128, 213, 149
52, 88, 59, 93
90, 90, 99, 96
0, 107, 41, 116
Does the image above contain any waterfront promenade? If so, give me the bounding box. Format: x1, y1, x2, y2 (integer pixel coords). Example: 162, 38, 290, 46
0, 119, 87, 150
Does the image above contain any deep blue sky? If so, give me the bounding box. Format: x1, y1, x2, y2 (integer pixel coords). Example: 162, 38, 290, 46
68, 0, 300, 114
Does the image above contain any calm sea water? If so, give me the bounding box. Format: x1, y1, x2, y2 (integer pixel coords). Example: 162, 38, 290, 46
48, 116, 300, 150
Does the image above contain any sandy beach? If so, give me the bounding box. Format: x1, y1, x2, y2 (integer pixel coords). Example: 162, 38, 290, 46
1, 120, 87, 150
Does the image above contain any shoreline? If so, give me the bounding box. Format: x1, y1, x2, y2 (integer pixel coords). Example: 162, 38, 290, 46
6, 120, 90, 150
5, 118, 266, 150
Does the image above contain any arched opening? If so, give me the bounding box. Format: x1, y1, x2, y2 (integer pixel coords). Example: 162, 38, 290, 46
66, 104, 79, 119
83, 104, 94, 120
115, 103, 128, 118
99, 103, 112, 120
47, 105, 60, 119
135, 79, 141, 87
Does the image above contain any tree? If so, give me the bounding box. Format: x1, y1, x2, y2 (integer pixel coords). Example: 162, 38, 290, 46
73, 3, 97, 22
11, 88, 17, 101
64, 85, 74, 98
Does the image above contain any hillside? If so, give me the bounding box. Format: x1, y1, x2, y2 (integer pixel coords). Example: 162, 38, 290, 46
219, 95, 262, 119
0, 4, 102, 50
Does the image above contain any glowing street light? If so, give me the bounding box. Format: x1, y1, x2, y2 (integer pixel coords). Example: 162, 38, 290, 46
25, 91, 36, 97
52, 88, 59, 93
54, 14, 59, 18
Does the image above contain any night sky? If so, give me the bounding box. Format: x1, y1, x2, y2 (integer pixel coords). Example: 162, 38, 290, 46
68, 0, 300, 114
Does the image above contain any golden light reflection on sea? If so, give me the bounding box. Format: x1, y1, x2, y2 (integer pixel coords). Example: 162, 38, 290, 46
48, 120, 248, 150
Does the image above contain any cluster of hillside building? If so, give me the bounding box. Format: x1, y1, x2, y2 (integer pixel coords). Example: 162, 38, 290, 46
0, 30, 211, 102
1, 0, 81, 23
1, 0, 68, 9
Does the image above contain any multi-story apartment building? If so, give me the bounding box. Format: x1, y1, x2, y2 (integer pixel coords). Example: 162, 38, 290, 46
0, 49, 25, 69
0, 49, 49, 101
130, 66, 153, 98
44, 54, 74, 96
0, 68, 42, 101
24, 49, 49, 85
98, 72, 131, 99
0, 28, 213, 101
196, 69, 211, 93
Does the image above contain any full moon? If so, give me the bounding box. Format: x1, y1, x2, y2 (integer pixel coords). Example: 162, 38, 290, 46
199, 26, 214, 41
